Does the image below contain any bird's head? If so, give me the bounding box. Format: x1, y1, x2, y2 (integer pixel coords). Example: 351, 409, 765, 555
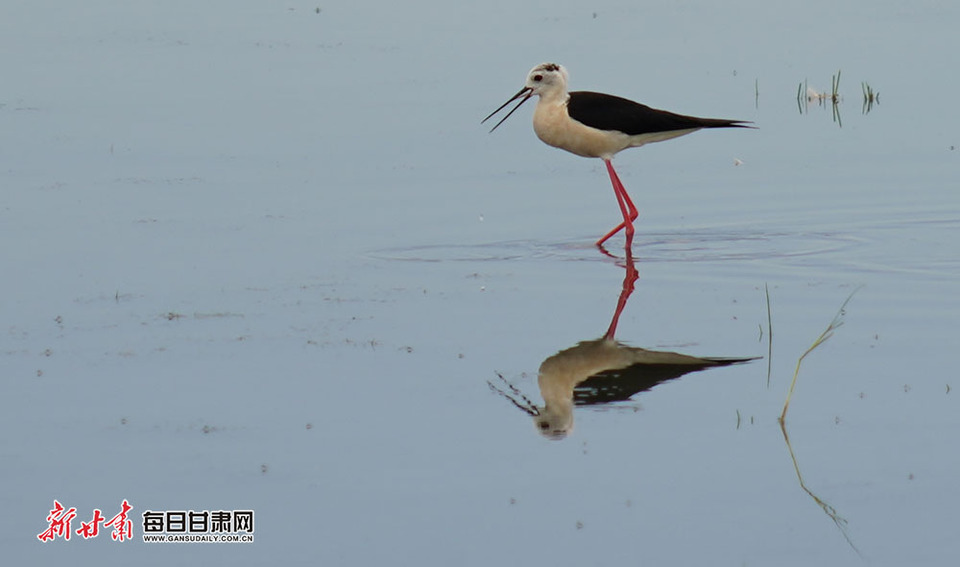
534, 408, 574, 440
482, 62, 569, 132
523, 62, 569, 97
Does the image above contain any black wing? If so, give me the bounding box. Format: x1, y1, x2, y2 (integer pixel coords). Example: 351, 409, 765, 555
573, 356, 758, 406
567, 91, 750, 136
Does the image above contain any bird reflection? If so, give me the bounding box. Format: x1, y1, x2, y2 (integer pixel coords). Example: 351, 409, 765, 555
490, 240, 757, 439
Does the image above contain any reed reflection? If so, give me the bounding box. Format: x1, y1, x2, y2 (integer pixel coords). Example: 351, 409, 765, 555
490, 240, 757, 439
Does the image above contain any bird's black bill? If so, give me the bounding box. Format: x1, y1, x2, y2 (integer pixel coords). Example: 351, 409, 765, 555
482, 87, 533, 133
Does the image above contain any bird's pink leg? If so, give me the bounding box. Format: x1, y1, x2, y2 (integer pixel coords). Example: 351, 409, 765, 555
595, 159, 639, 247
603, 235, 639, 340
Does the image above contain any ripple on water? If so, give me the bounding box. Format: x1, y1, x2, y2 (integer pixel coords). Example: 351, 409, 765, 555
370, 229, 864, 265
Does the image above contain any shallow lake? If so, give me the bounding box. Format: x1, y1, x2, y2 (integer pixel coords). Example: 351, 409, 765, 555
3, 1, 958, 565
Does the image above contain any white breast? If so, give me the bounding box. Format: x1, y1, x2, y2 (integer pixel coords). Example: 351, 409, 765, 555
532, 100, 633, 159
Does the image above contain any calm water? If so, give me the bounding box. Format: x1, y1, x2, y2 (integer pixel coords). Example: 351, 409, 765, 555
3, 1, 958, 565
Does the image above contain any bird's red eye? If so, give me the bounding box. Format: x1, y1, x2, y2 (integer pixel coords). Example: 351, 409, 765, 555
533, 74, 543, 82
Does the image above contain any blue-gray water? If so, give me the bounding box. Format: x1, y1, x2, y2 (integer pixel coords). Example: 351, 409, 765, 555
3, 1, 958, 565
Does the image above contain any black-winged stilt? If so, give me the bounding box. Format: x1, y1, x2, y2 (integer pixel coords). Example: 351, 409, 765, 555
486, 245, 758, 439
482, 62, 752, 247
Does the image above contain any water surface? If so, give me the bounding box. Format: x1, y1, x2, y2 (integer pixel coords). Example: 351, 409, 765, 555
2, 1, 958, 565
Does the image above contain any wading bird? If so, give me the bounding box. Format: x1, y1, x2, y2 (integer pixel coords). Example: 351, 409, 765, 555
483, 63, 752, 247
